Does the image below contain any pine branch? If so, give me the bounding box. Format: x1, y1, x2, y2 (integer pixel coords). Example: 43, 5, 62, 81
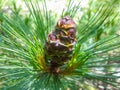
0, 0, 120, 89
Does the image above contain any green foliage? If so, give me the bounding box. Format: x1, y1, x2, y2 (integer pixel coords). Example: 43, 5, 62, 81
0, 0, 120, 90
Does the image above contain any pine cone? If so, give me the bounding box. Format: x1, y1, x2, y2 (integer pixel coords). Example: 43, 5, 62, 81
45, 16, 76, 72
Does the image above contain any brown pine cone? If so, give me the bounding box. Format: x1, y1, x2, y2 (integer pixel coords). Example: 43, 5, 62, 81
45, 16, 76, 72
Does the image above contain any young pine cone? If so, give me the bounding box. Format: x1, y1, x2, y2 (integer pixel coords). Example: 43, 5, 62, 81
45, 16, 76, 72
